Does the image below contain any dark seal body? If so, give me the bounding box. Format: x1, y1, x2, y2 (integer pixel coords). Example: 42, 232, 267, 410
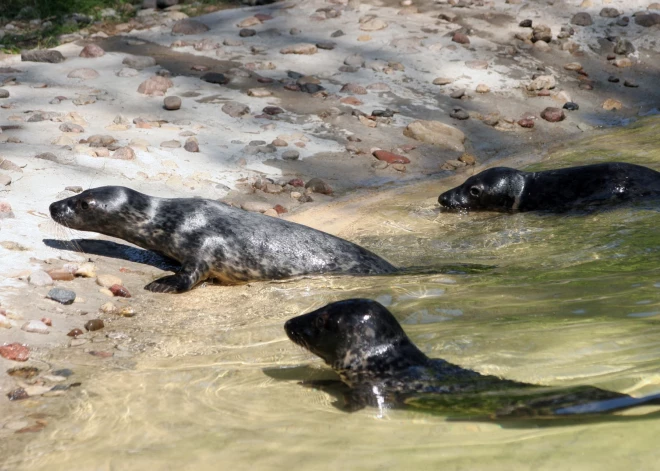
439, 162, 660, 212
285, 299, 660, 418
49, 187, 396, 293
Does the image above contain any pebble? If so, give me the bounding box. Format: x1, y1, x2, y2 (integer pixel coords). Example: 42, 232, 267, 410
7, 388, 29, 401
571, 12, 593, 26
450, 89, 466, 99
317, 41, 336, 50
119, 307, 136, 318
80, 44, 105, 58
201, 72, 229, 85
452, 32, 470, 44
282, 150, 300, 160
600, 7, 620, 17
614, 38, 635, 55
100, 302, 117, 314
28, 270, 53, 287
263, 209, 279, 218
617, 16, 630, 26
527, 75, 556, 91
67, 328, 84, 338
602, 98, 623, 110
475, 84, 490, 93
59, 122, 84, 133
67, 68, 99, 80
280, 44, 318, 55
373, 150, 410, 164
47, 269, 74, 281
360, 18, 388, 31
564, 62, 583, 71
341, 83, 367, 94
465, 60, 488, 70
248, 88, 272, 97
563, 102, 579, 111
137, 76, 173, 96
84, 319, 105, 332
161, 140, 181, 148
624, 80, 639, 88
635, 13, 660, 27
122, 56, 156, 69
263, 106, 284, 116
532, 24, 552, 42
540, 107, 565, 122
97, 274, 122, 288
184, 137, 199, 152
239, 28, 256, 37
47, 287, 76, 305
331, 30, 345, 38
21, 320, 49, 334
613, 58, 633, 68
164, 96, 182, 110
0, 201, 15, 219
21, 50, 65, 63
450, 108, 469, 120
403, 120, 465, 152
222, 101, 250, 118
242, 201, 272, 213
113, 147, 136, 160
433, 77, 454, 86
608, 76, 620, 83
519, 19, 532, 27
0, 343, 30, 361
305, 178, 333, 195
87, 135, 116, 147
344, 54, 365, 67
172, 19, 209, 35
0, 89, 9, 98
110, 284, 131, 298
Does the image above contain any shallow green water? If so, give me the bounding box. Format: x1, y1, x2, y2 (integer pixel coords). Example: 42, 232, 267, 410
4, 119, 660, 471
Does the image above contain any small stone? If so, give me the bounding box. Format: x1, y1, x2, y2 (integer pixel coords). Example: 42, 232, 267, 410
164, 96, 182, 110
172, 19, 209, 35
84, 319, 104, 332
0, 343, 30, 361
222, 101, 250, 118
118, 307, 136, 317
97, 274, 122, 288
540, 107, 565, 122
100, 302, 117, 314
465, 60, 488, 70
41, 318, 52, 326
433, 77, 454, 86
617, 16, 629, 26
110, 284, 131, 298
564, 62, 583, 71
452, 32, 470, 44
242, 201, 272, 213
28, 270, 53, 287
239, 28, 256, 37
238, 16, 261, 28
112, 147, 136, 160
263, 106, 284, 116
600, 7, 620, 17
7, 388, 29, 401
317, 41, 336, 50
571, 12, 593, 26
527, 75, 556, 91
0, 89, 9, 98
475, 84, 489, 93
280, 44, 318, 55
47, 269, 74, 281
21, 50, 65, 63
623, 80, 639, 88
184, 137, 199, 152
21, 320, 49, 334
602, 98, 623, 110
450, 108, 469, 120
563, 102, 579, 111
459, 154, 476, 165
532, 24, 552, 42
305, 178, 333, 195
614, 38, 635, 56
608, 76, 620, 83
344, 54, 365, 67
450, 89, 466, 99
519, 19, 533, 27
373, 150, 410, 164
201, 72, 229, 85
341, 83, 367, 94
79, 44, 105, 58
360, 18, 388, 31
137, 76, 173, 96
635, 13, 660, 27
67, 328, 84, 337
47, 288, 76, 305
67, 68, 99, 80
116, 67, 139, 78
88, 135, 116, 147
613, 58, 633, 68
122, 56, 156, 69
282, 150, 300, 160
248, 88, 272, 97
161, 140, 181, 148
263, 209, 279, 218
0, 201, 15, 219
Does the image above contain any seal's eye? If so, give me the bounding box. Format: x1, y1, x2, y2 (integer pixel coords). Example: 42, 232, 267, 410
80, 199, 96, 211
315, 316, 326, 329
469, 186, 481, 197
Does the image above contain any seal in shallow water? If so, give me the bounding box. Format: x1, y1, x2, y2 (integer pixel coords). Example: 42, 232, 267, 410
438, 162, 660, 212
49, 186, 396, 293
284, 299, 660, 418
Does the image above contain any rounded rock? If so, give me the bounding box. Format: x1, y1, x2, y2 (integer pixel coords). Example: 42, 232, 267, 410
540, 107, 565, 122
164, 96, 182, 110
46, 287, 76, 305
79, 44, 105, 58
97, 274, 122, 288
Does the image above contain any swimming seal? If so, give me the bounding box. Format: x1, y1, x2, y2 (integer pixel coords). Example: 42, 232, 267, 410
438, 162, 660, 212
49, 187, 396, 293
285, 299, 660, 418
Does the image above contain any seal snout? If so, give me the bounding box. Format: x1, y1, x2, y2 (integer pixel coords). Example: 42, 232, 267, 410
438, 191, 451, 207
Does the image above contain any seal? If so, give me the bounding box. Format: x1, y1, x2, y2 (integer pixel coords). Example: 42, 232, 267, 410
285, 299, 660, 418
49, 186, 397, 293
438, 162, 660, 212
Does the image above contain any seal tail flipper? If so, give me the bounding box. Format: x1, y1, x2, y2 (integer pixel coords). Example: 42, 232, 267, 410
144, 261, 209, 294
552, 391, 660, 416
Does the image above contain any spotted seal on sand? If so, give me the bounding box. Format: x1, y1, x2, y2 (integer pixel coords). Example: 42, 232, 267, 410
438, 162, 660, 212
284, 299, 660, 418
49, 187, 396, 293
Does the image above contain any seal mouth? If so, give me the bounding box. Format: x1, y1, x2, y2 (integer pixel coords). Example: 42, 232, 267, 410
284, 318, 309, 350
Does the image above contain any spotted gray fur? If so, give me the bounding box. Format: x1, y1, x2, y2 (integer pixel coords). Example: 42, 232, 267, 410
439, 162, 660, 212
49, 187, 396, 293
285, 299, 660, 417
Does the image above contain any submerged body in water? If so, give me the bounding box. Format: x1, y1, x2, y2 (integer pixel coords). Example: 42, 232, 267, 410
49, 186, 396, 293
284, 299, 660, 419
438, 162, 660, 212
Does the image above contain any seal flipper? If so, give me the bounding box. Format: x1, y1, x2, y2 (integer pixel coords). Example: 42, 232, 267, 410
144, 261, 209, 293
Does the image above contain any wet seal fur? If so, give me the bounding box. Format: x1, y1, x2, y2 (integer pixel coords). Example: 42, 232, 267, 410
439, 162, 660, 212
49, 186, 396, 293
285, 299, 660, 418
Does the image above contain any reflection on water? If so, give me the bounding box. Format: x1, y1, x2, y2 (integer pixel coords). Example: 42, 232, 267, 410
4, 121, 660, 470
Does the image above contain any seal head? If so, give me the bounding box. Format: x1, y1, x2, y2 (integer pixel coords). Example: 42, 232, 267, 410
439, 167, 526, 211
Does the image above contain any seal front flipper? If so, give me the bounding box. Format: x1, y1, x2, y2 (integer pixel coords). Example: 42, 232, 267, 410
144, 261, 209, 293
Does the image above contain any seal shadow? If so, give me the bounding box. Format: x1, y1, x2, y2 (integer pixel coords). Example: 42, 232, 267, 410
43, 238, 181, 272
263, 366, 660, 428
